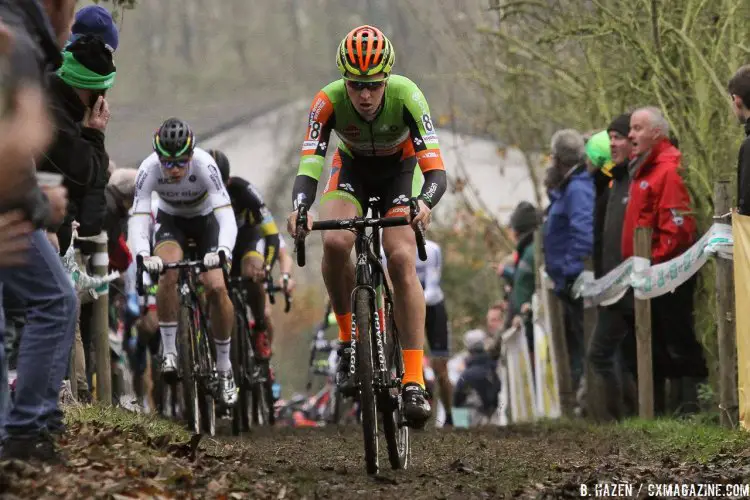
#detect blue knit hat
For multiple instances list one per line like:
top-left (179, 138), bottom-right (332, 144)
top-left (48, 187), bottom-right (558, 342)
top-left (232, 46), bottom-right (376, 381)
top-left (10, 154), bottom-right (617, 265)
top-left (69, 6), bottom-right (118, 52)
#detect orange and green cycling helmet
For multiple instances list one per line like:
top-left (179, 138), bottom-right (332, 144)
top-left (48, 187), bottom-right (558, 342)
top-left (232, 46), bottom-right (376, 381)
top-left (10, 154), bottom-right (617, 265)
top-left (336, 25), bottom-right (395, 80)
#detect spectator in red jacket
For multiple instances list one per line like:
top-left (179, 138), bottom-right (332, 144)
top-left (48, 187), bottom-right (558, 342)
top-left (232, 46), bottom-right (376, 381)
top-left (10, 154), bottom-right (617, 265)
top-left (622, 107), bottom-right (695, 263)
top-left (622, 106), bottom-right (707, 415)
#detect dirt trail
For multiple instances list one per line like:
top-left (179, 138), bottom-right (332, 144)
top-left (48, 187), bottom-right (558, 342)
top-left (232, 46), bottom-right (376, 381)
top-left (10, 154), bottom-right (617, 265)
top-left (1, 408), bottom-right (749, 499)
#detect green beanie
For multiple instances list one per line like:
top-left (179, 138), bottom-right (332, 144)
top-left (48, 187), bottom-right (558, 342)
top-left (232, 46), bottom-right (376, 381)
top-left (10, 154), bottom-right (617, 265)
top-left (57, 35), bottom-right (116, 90)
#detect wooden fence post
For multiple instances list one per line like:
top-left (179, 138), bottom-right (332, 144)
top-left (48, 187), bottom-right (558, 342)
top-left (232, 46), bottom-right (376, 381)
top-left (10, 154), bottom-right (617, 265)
top-left (634, 227), bottom-right (654, 419)
top-left (582, 258), bottom-right (603, 420)
top-left (535, 228), bottom-right (574, 416)
top-left (92, 233), bottom-right (112, 405)
top-left (714, 180), bottom-right (738, 427)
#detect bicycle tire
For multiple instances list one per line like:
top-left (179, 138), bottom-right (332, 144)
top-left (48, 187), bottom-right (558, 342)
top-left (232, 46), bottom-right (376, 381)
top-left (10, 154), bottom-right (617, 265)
top-left (197, 325), bottom-right (216, 437)
top-left (178, 306), bottom-right (201, 435)
top-left (355, 288), bottom-right (379, 475)
top-left (381, 302), bottom-right (409, 470)
top-left (251, 367), bottom-right (274, 426)
top-left (231, 311), bottom-right (252, 435)
top-left (198, 384), bottom-right (216, 436)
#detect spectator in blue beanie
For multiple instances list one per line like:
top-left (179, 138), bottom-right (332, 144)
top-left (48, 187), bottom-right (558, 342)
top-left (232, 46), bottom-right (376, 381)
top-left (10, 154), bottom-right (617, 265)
top-left (69, 5), bottom-right (118, 52)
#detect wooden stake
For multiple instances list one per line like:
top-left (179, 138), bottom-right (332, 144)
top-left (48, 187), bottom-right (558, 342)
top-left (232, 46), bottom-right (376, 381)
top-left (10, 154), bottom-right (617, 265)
top-left (714, 180), bottom-right (738, 427)
top-left (634, 227), bottom-right (654, 419)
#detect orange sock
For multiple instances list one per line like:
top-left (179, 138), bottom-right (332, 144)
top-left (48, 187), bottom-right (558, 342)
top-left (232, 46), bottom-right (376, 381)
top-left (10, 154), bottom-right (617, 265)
top-left (402, 349), bottom-right (425, 388)
top-left (336, 312), bottom-right (353, 343)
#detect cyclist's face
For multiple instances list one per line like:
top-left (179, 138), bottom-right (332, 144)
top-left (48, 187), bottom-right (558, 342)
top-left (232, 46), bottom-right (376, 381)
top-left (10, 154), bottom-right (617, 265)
top-left (346, 74), bottom-right (387, 120)
top-left (160, 155), bottom-right (191, 181)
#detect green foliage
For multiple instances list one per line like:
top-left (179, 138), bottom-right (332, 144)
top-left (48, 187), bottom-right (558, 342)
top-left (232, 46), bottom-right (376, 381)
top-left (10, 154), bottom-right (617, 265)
top-left (462, 0), bottom-right (750, 400)
top-left (430, 209), bottom-right (507, 348)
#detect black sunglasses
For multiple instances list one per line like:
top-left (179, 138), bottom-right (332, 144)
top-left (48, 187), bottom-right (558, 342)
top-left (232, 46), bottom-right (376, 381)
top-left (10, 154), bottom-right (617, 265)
top-left (346, 80), bottom-right (386, 91)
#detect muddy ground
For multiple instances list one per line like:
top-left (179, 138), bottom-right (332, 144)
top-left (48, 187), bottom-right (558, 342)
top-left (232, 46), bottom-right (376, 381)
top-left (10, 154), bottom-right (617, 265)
top-left (1, 406), bottom-right (749, 499)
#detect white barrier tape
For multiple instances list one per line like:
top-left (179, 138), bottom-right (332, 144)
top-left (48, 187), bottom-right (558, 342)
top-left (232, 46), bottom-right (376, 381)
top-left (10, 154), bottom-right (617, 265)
top-left (91, 252), bottom-right (109, 267)
top-left (571, 223), bottom-right (733, 305)
top-left (61, 232), bottom-right (120, 293)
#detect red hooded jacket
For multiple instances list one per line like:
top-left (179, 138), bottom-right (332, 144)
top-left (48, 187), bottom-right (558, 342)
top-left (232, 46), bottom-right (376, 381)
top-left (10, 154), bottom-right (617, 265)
top-left (621, 138), bottom-right (695, 263)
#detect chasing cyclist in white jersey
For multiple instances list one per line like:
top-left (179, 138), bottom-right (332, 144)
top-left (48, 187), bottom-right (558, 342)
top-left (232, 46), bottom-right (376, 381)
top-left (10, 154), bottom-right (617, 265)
top-left (128, 118), bottom-right (239, 407)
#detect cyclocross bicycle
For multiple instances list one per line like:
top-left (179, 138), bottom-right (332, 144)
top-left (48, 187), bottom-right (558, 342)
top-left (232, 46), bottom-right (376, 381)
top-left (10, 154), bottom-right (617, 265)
top-left (295, 196), bottom-right (428, 475)
top-left (136, 242), bottom-right (224, 436)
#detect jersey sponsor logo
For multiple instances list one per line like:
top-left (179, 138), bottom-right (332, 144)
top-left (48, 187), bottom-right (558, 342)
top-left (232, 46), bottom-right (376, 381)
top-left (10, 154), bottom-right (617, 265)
top-left (388, 206), bottom-right (410, 217)
top-left (424, 133), bottom-right (439, 144)
top-left (207, 165), bottom-right (223, 191)
top-left (319, 141), bottom-right (328, 151)
top-left (392, 194), bottom-right (409, 205)
top-left (157, 177), bottom-right (179, 185)
top-left (302, 140), bottom-right (319, 151)
top-left (421, 151), bottom-right (439, 159)
top-left (135, 169), bottom-right (148, 191)
top-left (413, 137), bottom-right (423, 146)
top-left (160, 189), bottom-right (205, 198)
top-left (422, 182), bottom-right (438, 203)
top-left (188, 175), bottom-right (197, 182)
top-left (411, 91), bottom-right (429, 115)
top-left (310, 97), bottom-right (326, 121)
top-left (338, 182), bottom-right (354, 193)
top-left (301, 156), bottom-right (321, 165)
top-left (343, 124), bottom-right (361, 138)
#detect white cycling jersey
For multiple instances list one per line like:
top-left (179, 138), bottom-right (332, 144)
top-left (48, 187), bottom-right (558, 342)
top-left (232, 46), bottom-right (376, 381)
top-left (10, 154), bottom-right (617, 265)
top-left (128, 148), bottom-right (237, 257)
top-left (416, 239), bottom-right (444, 306)
top-left (380, 238), bottom-right (444, 306)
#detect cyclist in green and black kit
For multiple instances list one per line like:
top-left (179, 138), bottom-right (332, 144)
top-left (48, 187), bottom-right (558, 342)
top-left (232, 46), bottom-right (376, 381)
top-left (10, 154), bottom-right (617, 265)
top-left (287, 25), bottom-right (448, 428)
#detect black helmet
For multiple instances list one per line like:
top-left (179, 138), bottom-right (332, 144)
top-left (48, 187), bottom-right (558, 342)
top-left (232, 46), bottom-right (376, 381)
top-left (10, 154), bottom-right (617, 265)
top-left (207, 149), bottom-right (230, 183)
top-left (153, 117), bottom-right (195, 158)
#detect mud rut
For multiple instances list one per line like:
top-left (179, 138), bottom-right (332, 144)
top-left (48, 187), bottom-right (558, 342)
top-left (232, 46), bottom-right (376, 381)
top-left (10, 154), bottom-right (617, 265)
top-left (1, 416), bottom-right (749, 499)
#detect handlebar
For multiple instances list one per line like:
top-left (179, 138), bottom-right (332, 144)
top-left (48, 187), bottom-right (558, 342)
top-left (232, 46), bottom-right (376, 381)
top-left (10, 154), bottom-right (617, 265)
top-left (135, 251), bottom-right (230, 297)
top-left (294, 197), bottom-right (428, 268)
top-left (295, 205), bottom-right (308, 267)
top-left (410, 198), bottom-right (428, 262)
top-left (263, 265), bottom-right (292, 313)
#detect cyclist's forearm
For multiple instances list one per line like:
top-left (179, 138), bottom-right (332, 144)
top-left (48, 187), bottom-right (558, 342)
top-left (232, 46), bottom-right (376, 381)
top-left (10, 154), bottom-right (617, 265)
top-left (213, 206), bottom-right (238, 253)
top-left (419, 169), bottom-right (447, 208)
top-left (292, 174), bottom-right (318, 209)
top-left (128, 213), bottom-right (152, 257)
top-left (124, 259), bottom-right (137, 295)
top-left (263, 233), bottom-right (280, 268)
top-left (279, 246), bottom-right (293, 274)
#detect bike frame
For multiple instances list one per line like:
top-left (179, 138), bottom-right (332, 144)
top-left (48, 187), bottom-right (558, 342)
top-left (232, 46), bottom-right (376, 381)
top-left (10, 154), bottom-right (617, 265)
top-left (349, 212), bottom-right (401, 394)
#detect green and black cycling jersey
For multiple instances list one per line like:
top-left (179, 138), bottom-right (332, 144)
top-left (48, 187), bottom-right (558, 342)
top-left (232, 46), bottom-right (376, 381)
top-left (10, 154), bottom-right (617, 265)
top-left (292, 75), bottom-right (447, 211)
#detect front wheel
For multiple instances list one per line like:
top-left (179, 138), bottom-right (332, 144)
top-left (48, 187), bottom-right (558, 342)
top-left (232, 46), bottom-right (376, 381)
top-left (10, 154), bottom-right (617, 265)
top-left (178, 307), bottom-right (201, 435)
top-left (354, 288), bottom-right (379, 475)
top-left (231, 312), bottom-right (252, 435)
top-left (252, 365), bottom-right (275, 426)
top-left (381, 302), bottom-right (409, 469)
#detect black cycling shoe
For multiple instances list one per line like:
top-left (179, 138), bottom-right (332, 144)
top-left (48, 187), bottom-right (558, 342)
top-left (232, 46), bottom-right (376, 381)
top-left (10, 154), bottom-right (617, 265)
top-left (402, 382), bottom-right (432, 429)
top-left (336, 343), bottom-right (356, 397)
